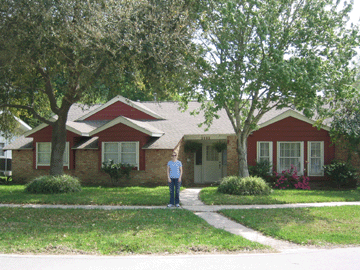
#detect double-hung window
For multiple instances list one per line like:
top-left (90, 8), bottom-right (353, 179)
top-left (257, 142), bottom-right (273, 172)
top-left (277, 142), bottom-right (304, 173)
top-left (257, 142), bottom-right (273, 164)
top-left (308, 141), bottom-right (324, 176)
top-left (102, 142), bottom-right (139, 169)
top-left (36, 142), bottom-right (69, 168)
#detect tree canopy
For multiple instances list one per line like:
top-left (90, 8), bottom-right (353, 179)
top-left (184, 0), bottom-right (360, 177)
top-left (0, 0), bottom-right (200, 175)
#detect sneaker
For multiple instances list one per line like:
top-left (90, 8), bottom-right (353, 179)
top-left (167, 204), bottom-right (174, 207)
top-left (175, 204), bottom-right (180, 208)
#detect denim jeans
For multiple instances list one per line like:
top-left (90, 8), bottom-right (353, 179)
top-left (168, 178), bottom-right (181, 205)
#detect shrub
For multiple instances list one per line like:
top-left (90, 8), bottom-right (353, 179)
top-left (218, 176), bottom-right (272, 196)
top-left (274, 165), bottom-right (310, 190)
top-left (25, 175), bottom-right (82, 194)
top-left (324, 161), bottom-right (357, 188)
top-left (249, 160), bottom-right (275, 185)
top-left (0, 176), bottom-right (12, 185)
top-left (101, 160), bottom-right (133, 183)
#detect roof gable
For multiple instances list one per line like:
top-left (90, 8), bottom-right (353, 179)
top-left (76, 96), bottom-right (165, 121)
top-left (258, 109), bottom-right (330, 131)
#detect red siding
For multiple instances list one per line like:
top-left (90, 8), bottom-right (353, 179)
top-left (29, 125), bottom-right (80, 170)
top-left (85, 101), bottom-right (157, 121)
top-left (96, 123), bottom-right (151, 171)
top-left (247, 117), bottom-right (335, 176)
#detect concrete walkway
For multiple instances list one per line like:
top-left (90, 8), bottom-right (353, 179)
top-left (179, 188), bottom-right (360, 252)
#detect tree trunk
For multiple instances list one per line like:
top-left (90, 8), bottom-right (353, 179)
top-left (237, 132), bottom-right (249, 178)
top-left (49, 113), bottom-right (68, 176)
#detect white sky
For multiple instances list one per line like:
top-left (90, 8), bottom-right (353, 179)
top-left (348, 0), bottom-right (360, 25)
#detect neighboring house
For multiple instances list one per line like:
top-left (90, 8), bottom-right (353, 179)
top-left (4, 96), bottom-right (356, 186)
top-left (0, 115), bottom-right (32, 175)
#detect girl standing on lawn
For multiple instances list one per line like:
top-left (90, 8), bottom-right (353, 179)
top-left (167, 151), bottom-right (183, 207)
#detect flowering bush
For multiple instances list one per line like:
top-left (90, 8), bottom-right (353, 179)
top-left (274, 165), bottom-right (310, 190)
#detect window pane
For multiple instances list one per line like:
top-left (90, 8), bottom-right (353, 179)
top-left (260, 143), bottom-right (269, 157)
top-left (104, 153), bottom-right (119, 163)
top-left (122, 153), bottom-right (136, 164)
top-left (122, 142), bottom-right (136, 153)
top-left (279, 142), bottom-right (301, 172)
top-left (38, 153), bottom-right (51, 164)
top-left (206, 145), bottom-right (218, 161)
top-left (38, 143), bottom-right (51, 153)
top-left (104, 143), bottom-right (118, 152)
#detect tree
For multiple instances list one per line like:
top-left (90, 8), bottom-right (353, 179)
top-left (0, 0), bottom-right (200, 175)
top-left (329, 66), bottom-right (360, 160)
top-left (184, 0), bottom-right (359, 177)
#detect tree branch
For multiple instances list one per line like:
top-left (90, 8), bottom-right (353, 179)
top-left (0, 103), bottom-right (55, 126)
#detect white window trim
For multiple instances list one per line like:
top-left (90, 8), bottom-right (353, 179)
top-left (102, 141), bottom-right (140, 170)
top-left (36, 142), bottom-right (69, 169)
top-left (257, 141), bottom-right (273, 165)
top-left (277, 141), bottom-right (304, 174)
top-left (307, 141), bottom-right (324, 176)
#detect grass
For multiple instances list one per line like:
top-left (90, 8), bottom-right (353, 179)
top-left (220, 206), bottom-right (360, 246)
top-left (0, 208), bottom-right (268, 255)
top-left (200, 187), bottom-right (360, 205)
top-left (0, 185), bottom-right (176, 206)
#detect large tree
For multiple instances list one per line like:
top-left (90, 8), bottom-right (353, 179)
top-left (183, 0), bottom-right (360, 177)
top-left (0, 0), bottom-right (199, 175)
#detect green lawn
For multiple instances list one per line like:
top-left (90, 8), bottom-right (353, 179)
top-left (200, 187), bottom-right (360, 205)
top-left (0, 185), bottom-right (174, 206)
top-left (0, 208), bottom-right (268, 255)
top-left (220, 206), bottom-right (360, 246)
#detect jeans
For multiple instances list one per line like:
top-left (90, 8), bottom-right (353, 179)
top-left (168, 178), bottom-right (181, 205)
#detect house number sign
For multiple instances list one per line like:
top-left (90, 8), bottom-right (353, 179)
top-left (201, 136), bottom-right (211, 140)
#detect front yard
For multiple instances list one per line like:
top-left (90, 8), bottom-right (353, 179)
top-left (200, 187), bottom-right (360, 205)
top-left (1, 185), bottom-right (360, 255)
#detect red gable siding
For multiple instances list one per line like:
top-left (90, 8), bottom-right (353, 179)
top-left (247, 116), bottom-right (335, 173)
top-left (85, 101), bottom-right (157, 121)
top-left (96, 123), bottom-right (151, 171)
top-left (29, 125), bottom-right (80, 170)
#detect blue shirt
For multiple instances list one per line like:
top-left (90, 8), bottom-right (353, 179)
top-left (167, 160), bottom-right (182, 178)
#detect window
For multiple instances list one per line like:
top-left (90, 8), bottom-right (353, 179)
top-left (36, 142), bottom-right (69, 168)
top-left (308, 141), bottom-right (324, 176)
top-left (206, 145), bottom-right (218, 161)
top-left (257, 142), bottom-right (273, 164)
top-left (102, 142), bottom-right (139, 169)
top-left (0, 143), bottom-right (4, 157)
top-left (277, 142), bottom-right (304, 173)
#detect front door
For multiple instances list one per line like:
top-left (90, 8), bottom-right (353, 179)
top-left (203, 142), bottom-right (222, 183)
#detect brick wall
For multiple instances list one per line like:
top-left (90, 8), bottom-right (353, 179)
top-left (335, 140), bottom-right (360, 176)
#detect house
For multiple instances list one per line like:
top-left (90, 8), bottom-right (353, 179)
top-left (0, 114), bottom-right (32, 176)
top-left (5, 96), bottom-right (357, 186)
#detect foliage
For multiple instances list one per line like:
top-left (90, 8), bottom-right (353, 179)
top-left (218, 176), bottom-right (272, 196)
top-left (249, 160), bottom-right (274, 185)
top-left (212, 141), bottom-right (227, 152)
top-left (25, 175), bottom-right (82, 194)
top-left (324, 160), bottom-right (357, 188)
top-left (274, 165), bottom-right (310, 190)
top-left (101, 160), bottom-right (134, 183)
top-left (0, 176), bottom-right (12, 185)
top-left (328, 96), bottom-right (360, 160)
top-left (0, 0), bottom-right (200, 176)
top-left (184, 141), bottom-right (202, 153)
top-left (181, 0), bottom-right (360, 178)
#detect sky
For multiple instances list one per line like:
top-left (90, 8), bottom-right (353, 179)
top-left (348, 0), bottom-right (360, 25)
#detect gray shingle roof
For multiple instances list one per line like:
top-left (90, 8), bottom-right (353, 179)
top-left (6, 97), bottom-right (329, 150)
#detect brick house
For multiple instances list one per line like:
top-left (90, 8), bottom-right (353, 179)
top-left (5, 96), bottom-right (358, 186)
top-left (0, 114), bottom-right (32, 175)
